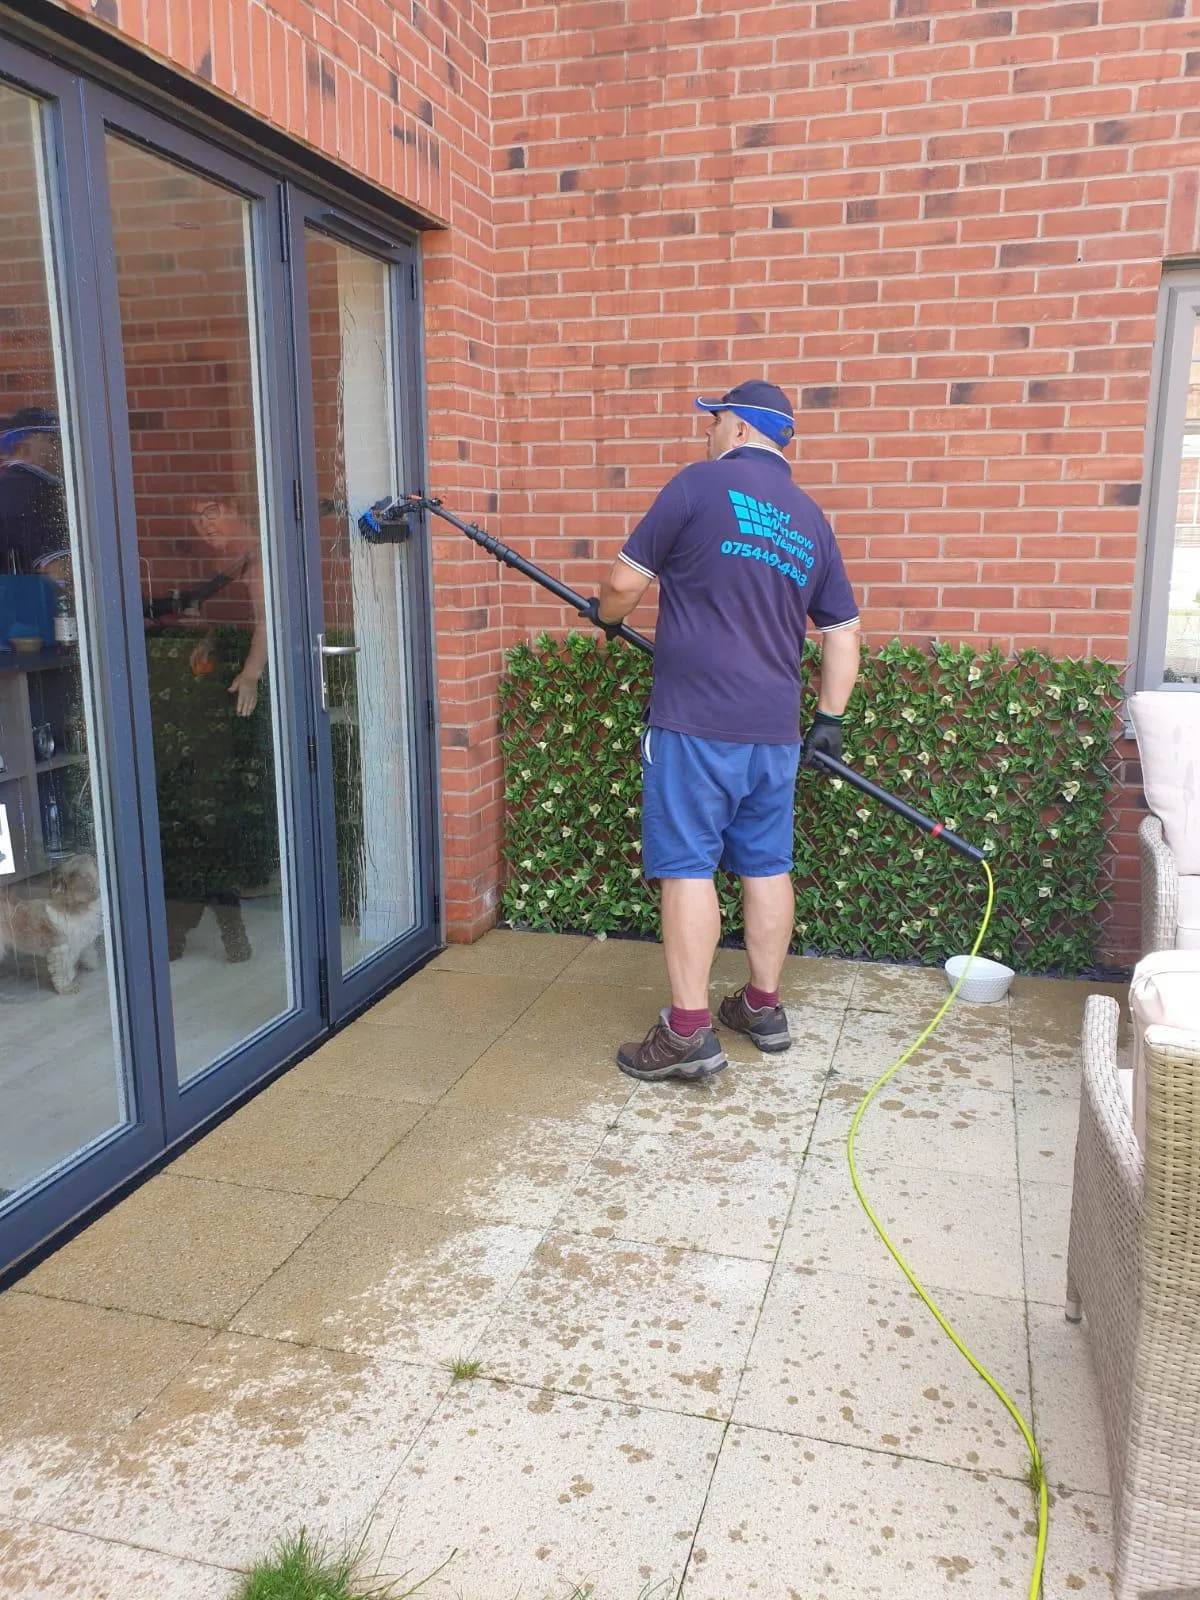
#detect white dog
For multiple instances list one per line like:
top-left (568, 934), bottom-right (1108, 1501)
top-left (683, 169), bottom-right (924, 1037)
top-left (0, 854), bottom-right (104, 994)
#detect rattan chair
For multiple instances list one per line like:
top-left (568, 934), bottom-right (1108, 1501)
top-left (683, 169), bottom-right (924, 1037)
top-left (1067, 994), bottom-right (1200, 1598)
top-left (1139, 813), bottom-right (1180, 958)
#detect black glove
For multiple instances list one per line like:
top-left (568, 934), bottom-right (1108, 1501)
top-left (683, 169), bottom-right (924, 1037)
top-left (800, 711), bottom-right (844, 770)
top-left (580, 596), bottom-right (623, 641)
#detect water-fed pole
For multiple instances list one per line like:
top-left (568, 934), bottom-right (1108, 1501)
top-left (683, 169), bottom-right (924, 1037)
top-left (363, 493), bottom-right (985, 865)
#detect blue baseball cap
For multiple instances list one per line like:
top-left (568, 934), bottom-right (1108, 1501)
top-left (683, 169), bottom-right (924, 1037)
top-left (695, 380), bottom-right (795, 447)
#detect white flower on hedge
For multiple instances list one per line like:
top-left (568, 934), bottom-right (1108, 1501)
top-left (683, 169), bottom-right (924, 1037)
top-left (900, 707), bottom-right (917, 723)
top-left (943, 729), bottom-right (957, 743)
top-left (630, 867), bottom-right (639, 877)
top-left (987, 784), bottom-right (998, 797)
top-left (830, 778), bottom-right (843, 790)
top-left (901, 768), bottom-right (913, 781)
top-left (561, 827), bottom-right (571, 839)
top-left (1079, 734), bottom-right (1094, 748)
top-left (994, 731), bottom-right (1007, 744)
top-left (912, 846), bottom-right (924, 860)
top-left (946, 817), bottom-right (958, 829)
top-left (537, 740), bottom-right (547, 751)
top-left (856, 806), bottom-right (869, 821)
top-left (1008, 701), bottom-right (1021, 716)
top-left (1042, 856), bottom-right (1054, 868)
top-left (522, 859), bottom-right (533, 870)
top-left (1048, 826), bottom-right (1060, 839)
top-left (847, 827), bottom-right (860, 840)
top-left (1077, 697), bottom-right (1088, 712)
top-left (918, 750), bottom-right (931, 764)
top-left (589, 803), bottom-right (600, 816)
top-left (563, 723), bottom-right (574, 734)
top-left (552, 782), bottom-right (564, 794)
top-left (1021, 916), bottom-right (1031, 927)
top-left (513, 899), bottom-right (525, 911)
top-left (864, 753), bottom-right (878, 766)
top-left (1039, 885), bottom-right (1052, 898)
top-left (521, 769), bottom-right (532, 781)
top-left (839, 844), bottom-right (851, 856)
top-left (563, 692), bottom-right (574, 704)
top-left (910, 918), bottom-right (924, 932)
top-left (546, 884), bottom-right (557, 895)
top-left (863, 708), bottom-right (877, 724)
top-left (596, 843), bottom-right (606, 854)
top-left (1062, 780), bottom-right (1081, 801)
top-left (836, 880), bottom-right (847, 891)
top-left (985, 810), bottom-right (999, 823)
top-left (998, 758), bottom-right (1010, 772)
top-left (601, 716), bottom-right (614, 728)
top-left (626, 807), bottom-right (636, 817)
top-left (610, 782), bottom-right (621, 793)
top-left (968, 664), bottom-right (982, 681)
top-left (984, 838), bottom-right (997, 852)
top-left (619, 681), bottom-right (630, 692)
top-left (1046, 684), bottom-right (1062, 700)
top-left (541, 800), bottom-right (553, 811)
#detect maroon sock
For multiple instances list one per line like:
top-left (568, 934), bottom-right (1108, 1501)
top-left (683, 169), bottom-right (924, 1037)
top-left (668, 1005), bottom-right (711, 1038)
top-left (746, 984), bottom-right (780, 1012)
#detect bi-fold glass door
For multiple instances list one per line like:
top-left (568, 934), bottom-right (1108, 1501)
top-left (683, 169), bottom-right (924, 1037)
top-left (0, 35), bottom-right (438, 1278)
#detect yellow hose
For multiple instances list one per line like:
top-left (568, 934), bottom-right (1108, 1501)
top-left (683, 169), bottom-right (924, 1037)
top-left (845, 861), bottom-right (1048, 1598)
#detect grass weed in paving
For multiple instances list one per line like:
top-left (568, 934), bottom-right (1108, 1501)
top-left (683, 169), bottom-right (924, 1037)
top-left (235, 1530), bottom-right (442, 1600)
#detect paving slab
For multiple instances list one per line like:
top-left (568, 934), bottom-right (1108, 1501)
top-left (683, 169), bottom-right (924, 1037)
top-left (1016, 1076), bottom-right (1086, 1187)
top-left (350, 1108), bottom-right (604, 1228)
top-left (0, 1293), bottom-right (212, 1520)
top-left (284, 1020), bottom-right (491, 1104)
top-left (779, 1154), bottom-right (1025, 1302)
top-left (808, 1075), bottom-right (1019, 1185)
top-left (1028, 1300), bottom-right (1112, 1497)
top-left (683, 1428), bottom-right (1111, 1597)
top-left (733, 1268), bottom-right (1032, 1477)
top-left (428, 930), bottom-right (589, 980)
top-left (170, 1082), bottom-right (425, 1198)
top-left (552, 1126), bottom-right (798, 1261)
top-left (829, 1004), bottom-right (1014, 1095)
top-left (21, 1174), bottom-right (334, 1327)
top-left (363, 969), bottom-right (548, 1036)
top-left (363, 1379), bottom-right (721, 1600)
top-left (478, 1232), bottom-right (771, 1419)
top-left (232, 1200), bottom-right (540, 1366)
top-left (1021, 1179), bottom-right (1074, 1309)
top-left (0, 1518), bottom-right (234, 1600)
top-left (47, 1332), bottom-right (448, 1571)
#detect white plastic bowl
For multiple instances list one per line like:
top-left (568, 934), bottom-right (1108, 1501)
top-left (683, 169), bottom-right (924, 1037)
top-left (944, 954), bottom-right (1015, 1004)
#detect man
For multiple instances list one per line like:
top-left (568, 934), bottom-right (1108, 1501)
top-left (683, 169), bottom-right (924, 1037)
top-left (592, 379), bottom-right (861, 1082)
top-left (0, 407), bottom-right (69, 576)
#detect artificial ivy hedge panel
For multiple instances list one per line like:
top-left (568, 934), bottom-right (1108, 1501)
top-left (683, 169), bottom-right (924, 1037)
top-left (499, 635), bottom-right (1124, 975)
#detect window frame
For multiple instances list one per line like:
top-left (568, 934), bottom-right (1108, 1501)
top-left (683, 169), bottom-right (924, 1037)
top-left (1132, 268), bottom-right (1200, 694)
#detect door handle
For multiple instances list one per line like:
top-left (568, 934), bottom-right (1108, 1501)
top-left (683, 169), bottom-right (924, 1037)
top-left (316, 632), bottom-right (361, 711)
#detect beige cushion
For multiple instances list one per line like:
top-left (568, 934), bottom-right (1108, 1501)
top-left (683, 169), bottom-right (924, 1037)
top-left (1129, 949), bottom-right (1200, 1148)
top-left (1128, 691), bottom-right (1200, 875)
top-left (1179, 876), bottom-right (1200, 951)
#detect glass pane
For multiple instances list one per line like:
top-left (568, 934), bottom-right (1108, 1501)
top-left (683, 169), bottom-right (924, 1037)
top-left (1165, 314), bottom-right (1200, 685)
top-left (306, 231), bottom-right (419, 974)
top-left (0, 85), bottom-right (131, 1202)
top-left (106, 135), bottom-right (291, 1083)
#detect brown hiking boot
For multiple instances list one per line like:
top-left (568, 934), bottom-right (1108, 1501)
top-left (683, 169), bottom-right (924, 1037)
top-left (617, 1010), bottom-right (727, 1082)
top-left (718, 987), bottom-right (791, 1052)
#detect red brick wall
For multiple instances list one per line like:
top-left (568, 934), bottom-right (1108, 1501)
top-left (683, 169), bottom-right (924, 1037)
top-left (55, 0), bottom-right (503, 942)
top-left (0, 89), bottom-right (58, 421)
top-left (49, 0), bottom-right (1200, 963)
top-left (486, 0), bottom-right (1200, 965)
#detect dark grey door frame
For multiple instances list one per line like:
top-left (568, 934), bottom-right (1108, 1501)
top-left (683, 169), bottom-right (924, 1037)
top-left (284, 195), bottom-right (441, 1025)
top-left (0, 43), bottom-right (167, 1273)
top-left (0, 27), bottom-right (440, 1279)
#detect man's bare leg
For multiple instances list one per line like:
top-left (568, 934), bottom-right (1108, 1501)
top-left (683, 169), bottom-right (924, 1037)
top-left (660, 876), bottom-right (721, 1010)
top-left (741, 873), bottom-right (795, 995)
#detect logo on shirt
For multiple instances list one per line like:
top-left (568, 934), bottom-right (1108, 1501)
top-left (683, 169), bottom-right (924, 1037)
top-left (723, 490), bottom-right (815, 590)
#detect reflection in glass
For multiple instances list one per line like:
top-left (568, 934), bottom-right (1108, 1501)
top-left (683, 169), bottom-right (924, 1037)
top-left (106, 135), bottom-right (291, 1083)
top-left (0, 84), bottom-right (130, 1202)
top-left (306, 231), bottom-right (418, 975)
top-left (1165, 317), bottom-right (1200, 685)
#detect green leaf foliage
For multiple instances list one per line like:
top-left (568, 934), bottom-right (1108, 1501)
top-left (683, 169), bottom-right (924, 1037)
top-left (498, 635), bottom-right (1124, 976)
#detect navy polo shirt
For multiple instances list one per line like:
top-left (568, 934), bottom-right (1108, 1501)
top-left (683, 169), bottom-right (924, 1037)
top-left (619, 446), bottom-right (859, 745)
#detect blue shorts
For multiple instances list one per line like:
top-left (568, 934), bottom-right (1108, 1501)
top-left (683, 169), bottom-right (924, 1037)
top-left (640, 727), bottom-right (801, 880)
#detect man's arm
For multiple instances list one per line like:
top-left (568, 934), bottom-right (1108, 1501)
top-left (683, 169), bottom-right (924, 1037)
top-left (815, 619), bottom-right (861, 715)
top-left (597, 555), bottom-right (653, 626)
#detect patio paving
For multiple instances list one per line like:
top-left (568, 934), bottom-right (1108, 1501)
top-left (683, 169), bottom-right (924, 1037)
top-left (0, 931), bottom-right (1129, 1598)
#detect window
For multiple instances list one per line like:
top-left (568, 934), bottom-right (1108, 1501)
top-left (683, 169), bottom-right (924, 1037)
top-left (1137, 272), bottom-right (1200, 689)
